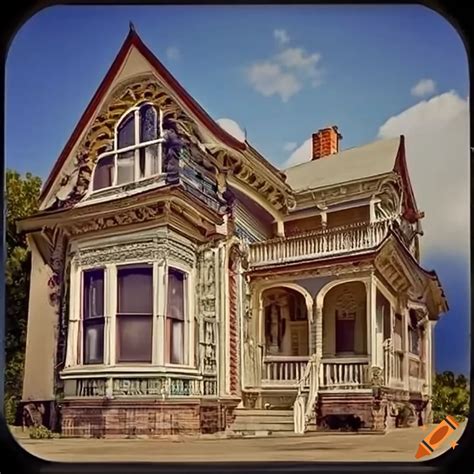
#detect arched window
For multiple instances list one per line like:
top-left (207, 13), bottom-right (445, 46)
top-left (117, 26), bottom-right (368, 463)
top-left (92, 103), bottom-right (165, 191)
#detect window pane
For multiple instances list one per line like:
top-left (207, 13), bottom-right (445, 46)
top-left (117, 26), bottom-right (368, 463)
top-left (166, 318), bottom-right (184, 365)
top-left (139, 143), bottom-right (160, 178)
top-left (116, 151), bottom-right (135, 185)
top-left (93, 156), bottom-right (114, 190)
top-left (117, 111), bottom-right (136, 148)
top-left (84, 319), bottom-right (104, 364)
top-left (83, 269), bottom-right (104, 319)
top-left (117, 315), bottom-right (152, 362)
top-left (167, 268), bottom-right (185, 320)
top-left (140, 104), bottom-right (158, 142)
top-left (117, 266), bottom-right (153, 314)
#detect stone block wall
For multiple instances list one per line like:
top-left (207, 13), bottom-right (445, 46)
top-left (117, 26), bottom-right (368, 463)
top-left (60, 398), bottom-right (238, 438)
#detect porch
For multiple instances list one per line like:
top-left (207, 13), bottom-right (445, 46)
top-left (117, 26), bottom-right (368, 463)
top-left (244, 278), bottom-right (432, 400)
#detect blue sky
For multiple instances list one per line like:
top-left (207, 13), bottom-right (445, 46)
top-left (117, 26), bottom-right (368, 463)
top-left (6, 5), bottom-right (470, 374)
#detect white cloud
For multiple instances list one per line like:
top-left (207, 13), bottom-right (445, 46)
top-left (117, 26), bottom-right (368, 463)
top-left (284, 138), bottom-right (312, 167)
top-left (274, 29), bottom-right (290, 45)
top-left (378, 90), bottom-right (469, 260)
top-left (166, 46), bottom-right (180, 61)
top-left (246, 62), bottom-right (301, 102)
top-left (246, 45), bottom-right (323, 101)
top-left (216, 118), bottom-right (246, 142)
top-left (283, 142), bottom-right (298, 152)
top-left (411, 78), bottom-right (436, 98)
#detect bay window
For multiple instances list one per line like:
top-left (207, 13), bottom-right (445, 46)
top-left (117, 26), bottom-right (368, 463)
top-left (78, 262), bottom-right (192, 367)
top-left (92, 103), bottom-right (165, 191)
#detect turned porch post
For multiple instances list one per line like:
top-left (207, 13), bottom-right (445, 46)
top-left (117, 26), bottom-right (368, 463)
top-left (366, 275), bottom-right (377, 366)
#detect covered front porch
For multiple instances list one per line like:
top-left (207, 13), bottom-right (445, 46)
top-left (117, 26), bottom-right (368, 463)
top-left (243, 277), bottom-right (432, 398)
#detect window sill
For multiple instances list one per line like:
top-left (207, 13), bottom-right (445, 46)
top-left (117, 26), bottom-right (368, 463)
top-left (60, 364), bottom-right (199, 379)
top-left (77, 174), bottom-right (168, 208)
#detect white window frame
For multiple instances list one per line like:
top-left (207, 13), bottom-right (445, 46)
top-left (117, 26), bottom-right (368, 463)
top-left (69, 258), bottom-right (195, 370)
top-left (90, 103), bottom-right (165, 193)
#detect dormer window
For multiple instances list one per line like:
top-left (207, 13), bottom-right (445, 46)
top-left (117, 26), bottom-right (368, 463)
top-left (92, 103), bottom-right (165, 191)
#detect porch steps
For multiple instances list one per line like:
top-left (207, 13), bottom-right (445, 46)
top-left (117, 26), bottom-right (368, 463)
top-left (228, 408), bottom-right (317, 436)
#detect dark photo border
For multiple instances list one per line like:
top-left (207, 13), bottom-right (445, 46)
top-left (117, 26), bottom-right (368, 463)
top-left (1, 0), bottom-right (472, 473)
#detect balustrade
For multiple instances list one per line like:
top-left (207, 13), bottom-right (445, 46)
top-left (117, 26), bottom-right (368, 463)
top-left (249, 219), bottom-right (391, 267)
top-left (319, 357), bottom-right (369, 390)
top-left (262, 356), bottom-right (309, 384)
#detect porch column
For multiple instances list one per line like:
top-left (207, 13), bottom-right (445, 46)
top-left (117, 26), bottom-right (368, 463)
top-left (426, 320), bottom-right (435, 397)
top-left (256, 291), bottom-right (265, 385)
top-left (314, 305), bottom-right (323, 359)
top-left (402, 307), bottom-right (410, 390)
top-left (366, 275), bottom-right (377, 366)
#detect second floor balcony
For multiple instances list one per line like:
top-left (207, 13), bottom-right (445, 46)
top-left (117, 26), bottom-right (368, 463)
top-left (248, 219), bottom-right (391, 268)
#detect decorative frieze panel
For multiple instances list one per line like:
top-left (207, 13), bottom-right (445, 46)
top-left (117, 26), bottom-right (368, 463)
top-left (71, 376), bottom-right (205, 398)
top-left (196, 246), bottom-right (218, 384)
top-left (76, 378), bottom-right (107, 397)
top-left (73, 237), bottom-right (196, 268)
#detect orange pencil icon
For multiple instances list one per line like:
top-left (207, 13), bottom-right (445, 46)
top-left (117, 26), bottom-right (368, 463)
top-left (415, 415), bottom-right (459, 459)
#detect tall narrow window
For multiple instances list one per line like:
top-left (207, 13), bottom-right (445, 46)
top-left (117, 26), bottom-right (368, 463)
top-left (116, 265), bottom-right (153, 363)
top-left (166, 268), bottom-right (186, 365)
top-left (83, 269), bottom-right (105, 364)
top-left (335, 310), bottom-right (355, 354)
top-left (408, 311), bottom-right (420, 355)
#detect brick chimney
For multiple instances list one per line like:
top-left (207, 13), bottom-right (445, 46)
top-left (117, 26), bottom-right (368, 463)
top-left (312, 126), bottom-right (342, 160)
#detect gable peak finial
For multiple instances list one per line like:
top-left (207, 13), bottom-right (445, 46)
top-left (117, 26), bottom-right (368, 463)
top-left (129, 21), bottom-right (136, 33)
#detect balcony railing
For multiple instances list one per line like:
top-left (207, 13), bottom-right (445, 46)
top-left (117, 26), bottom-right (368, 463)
top-left (249, 219), bottom-right (391, 267)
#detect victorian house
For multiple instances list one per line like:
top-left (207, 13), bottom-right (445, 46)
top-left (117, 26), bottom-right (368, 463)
top-left (18, 28), bottom-right (447, 437)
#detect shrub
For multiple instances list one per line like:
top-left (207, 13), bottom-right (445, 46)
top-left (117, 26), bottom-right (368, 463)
top-left (29, 425), bottom-right (54, 439)
top-left (432, 371), bottom-right (469, 423)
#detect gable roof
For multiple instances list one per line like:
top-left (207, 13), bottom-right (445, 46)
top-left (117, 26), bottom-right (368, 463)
top-left (40, 27), bottom-right (276, 205)
top-left (284, 136), bottom-right (401, 192)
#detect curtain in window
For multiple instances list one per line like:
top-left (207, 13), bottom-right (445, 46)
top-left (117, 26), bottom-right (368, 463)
top-left (335, 310), bottom-right (355, 354)
top-left (93, 156), bottom-right (114, 190)
top-left (83, 269), bottom-right (105, 364)
top-left (117, 112), bottom-right (136, 149)
top-left (116, 266), bottom-right (153, 362)
top-left (166, 268), bottom-right (185, 364)
top-left (116, 151), bottom-right (135, 185)
top-left (140, 105), bottom-right (158, 142)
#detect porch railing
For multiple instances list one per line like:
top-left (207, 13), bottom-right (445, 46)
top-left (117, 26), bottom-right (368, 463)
top-left (249, 219), bottom-right (391, 267)
top-left (293, 354), bottom-right (320, 434)
top-left (262, 356), bottom-right (309, 384)
top-left (319, 357), bottom-right (369, 390)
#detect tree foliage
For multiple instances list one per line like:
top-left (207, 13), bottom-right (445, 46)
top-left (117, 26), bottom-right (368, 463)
top-left (4, 170), bottom-right (42, 424)
top-left (432, 371), bottom-right (470, 423)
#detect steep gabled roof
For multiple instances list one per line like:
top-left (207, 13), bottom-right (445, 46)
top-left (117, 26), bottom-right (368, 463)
top-left (284, 136), bottom-right (401, 191)
top-left (283, 134), bottom-right (422, 222)
top-left (39, 27), bottom-right (264, 205)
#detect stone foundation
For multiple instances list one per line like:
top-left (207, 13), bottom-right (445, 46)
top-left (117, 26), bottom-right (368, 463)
top-left (61, 398), bottom-right (239, 438)
top-left (317, 393), bottom-right (376, 431)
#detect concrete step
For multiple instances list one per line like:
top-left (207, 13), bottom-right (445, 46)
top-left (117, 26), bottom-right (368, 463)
top-left (231, 416), bottom-right (294, 424)
top-left (233, 409), bottom-right (293, 416)
top-left (231, 422), bottom-right (295, 432)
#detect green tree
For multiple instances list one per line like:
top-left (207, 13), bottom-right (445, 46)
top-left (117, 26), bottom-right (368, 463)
top-left (4, 170), bottom-right (42, 424)
top-left (432, 371), bottom-right (470, 423)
